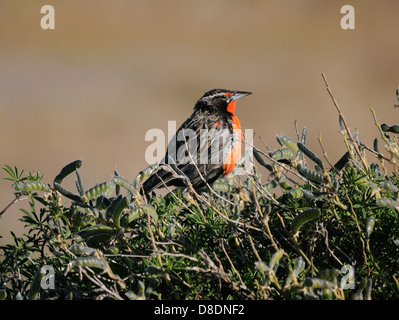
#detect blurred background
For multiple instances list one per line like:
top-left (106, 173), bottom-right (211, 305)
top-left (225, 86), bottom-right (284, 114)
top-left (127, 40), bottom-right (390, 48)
top-left (1, 0), bottom-right (399, 246)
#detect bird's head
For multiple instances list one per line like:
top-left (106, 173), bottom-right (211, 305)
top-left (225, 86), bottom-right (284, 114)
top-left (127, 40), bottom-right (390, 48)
top-left (194, 88), bottom-right (252, 114)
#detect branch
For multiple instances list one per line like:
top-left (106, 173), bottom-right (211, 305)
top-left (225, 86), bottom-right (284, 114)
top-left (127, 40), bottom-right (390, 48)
top-left (321, 73), bottom-right (369, 172)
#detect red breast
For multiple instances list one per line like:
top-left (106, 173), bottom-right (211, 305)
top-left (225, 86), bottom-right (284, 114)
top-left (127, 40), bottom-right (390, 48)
top-left (222, 100), bottom-right (243, 175)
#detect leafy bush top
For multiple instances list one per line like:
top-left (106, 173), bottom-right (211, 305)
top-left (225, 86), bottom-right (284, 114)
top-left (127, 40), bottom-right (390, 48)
top-left (1, 77), bottom-right (399, 300)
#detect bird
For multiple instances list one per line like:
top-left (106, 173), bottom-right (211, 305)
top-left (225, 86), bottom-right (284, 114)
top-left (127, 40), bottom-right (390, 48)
top-left (142, 88), bottom-right (252, 194)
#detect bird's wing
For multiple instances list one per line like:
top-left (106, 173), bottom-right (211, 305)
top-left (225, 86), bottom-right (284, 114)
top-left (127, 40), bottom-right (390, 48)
top-left (165, 111), bottom-right (235, 186)
top-left (142, 110), bottom-right (235, 193)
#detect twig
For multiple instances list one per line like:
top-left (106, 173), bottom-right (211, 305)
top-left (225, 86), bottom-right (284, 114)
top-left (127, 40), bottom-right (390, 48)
top-left (321, 73), bottom-right (369, 172)
top-left (145, 209), bottom-right (180, 299)
top-left (276, 212), bottom-right (318, 274)
top-left (262, 215), bottom-right (280, 252)
top-left (317, 131), bottom-right (334, 169)
top-left (371, 108), bottom-right (399, 160)
top-left (294, 120), bottom-right (300, 141)
top-left (220, 240), bottom-right (246, 286)
top-left (152, 251), bottom-right (199, 262)
top-left (81, 268), bottom-right (124, 300)
top-left (180, 128), bottom-right (235, 206)
top-left (345, 195), bottom-right (369, 271)
top-left (252, 141), bottom-right (309, 184)
top-left (360, 142), bottom-right (391, 162)
top-left (156, 170), bottom-right (202, 219)
top-left (193, 190), bottom-right (263, 232)
top-left (247, 235), bottom-right (262, 262)
top-left (0, 195), bottom-right (25, 216)
top-left (103, 253), bottom-right (150, 259)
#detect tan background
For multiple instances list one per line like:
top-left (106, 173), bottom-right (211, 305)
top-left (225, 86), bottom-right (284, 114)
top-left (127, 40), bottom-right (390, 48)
top-left (1, 1), bottom-right (399, 246)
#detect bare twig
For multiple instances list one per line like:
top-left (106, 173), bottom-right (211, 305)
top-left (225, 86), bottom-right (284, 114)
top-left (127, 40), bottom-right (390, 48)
top-left (252, 141), bottom-right (309, 184)
top-left (371, 108), bottom-right (399, 161)
top-left (317, 131), bottom-right (334, 169)
top-left (321, 73), bottom-right (369, 172)
top-left (81, 268), bottom-right (124, 300)
top-left (220, 240), bottom-right (246, 287)
top-left (0, 195), bottom-right (26, 216)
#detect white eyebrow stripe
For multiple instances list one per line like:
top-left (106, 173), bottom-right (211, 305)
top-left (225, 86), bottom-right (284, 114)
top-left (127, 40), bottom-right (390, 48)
top-left (202, 92), bottom-right (229, 101)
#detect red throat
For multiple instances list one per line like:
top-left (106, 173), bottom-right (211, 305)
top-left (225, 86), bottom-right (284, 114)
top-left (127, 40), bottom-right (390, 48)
top-left (227, 100), bottom-right (237, 114)
top-left (222, 113), bottom-right (243, 175)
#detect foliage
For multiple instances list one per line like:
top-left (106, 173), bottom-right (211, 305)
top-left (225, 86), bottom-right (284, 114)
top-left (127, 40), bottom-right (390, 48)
top-left (1, 80), bottom-right (399, 300)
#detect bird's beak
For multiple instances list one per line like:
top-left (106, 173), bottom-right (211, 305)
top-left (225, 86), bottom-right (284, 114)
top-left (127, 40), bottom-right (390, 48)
top-left (231, 91), bottom-right (252, 101)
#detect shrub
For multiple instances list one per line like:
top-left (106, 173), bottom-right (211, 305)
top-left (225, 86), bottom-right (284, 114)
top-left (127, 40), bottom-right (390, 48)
top-left (1, 76), bottom-right (399, 300)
